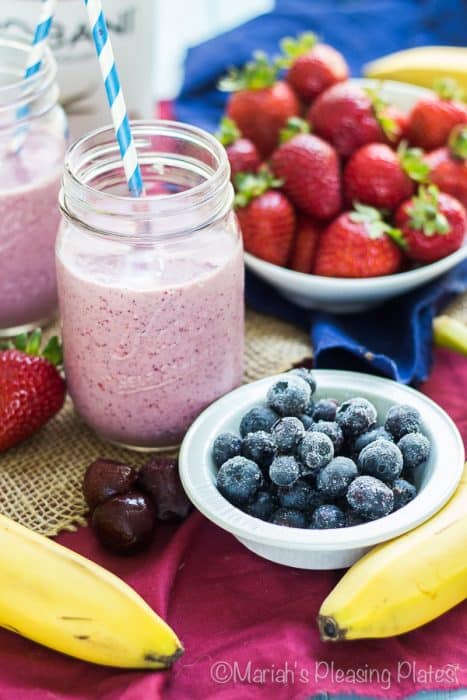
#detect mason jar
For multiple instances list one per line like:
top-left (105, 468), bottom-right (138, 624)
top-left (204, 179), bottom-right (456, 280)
top-left (57, 120), bottom-right (245, 450)
top-left (0, 37), bottom-right (67, 336)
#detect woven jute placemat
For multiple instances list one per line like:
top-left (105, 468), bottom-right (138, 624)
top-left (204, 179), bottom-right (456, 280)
top-left (0, 309), bottom-right (311, 537)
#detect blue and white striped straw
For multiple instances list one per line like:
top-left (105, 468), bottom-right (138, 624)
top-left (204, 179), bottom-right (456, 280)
top-left (12, 0), bottom-right (56, 152)
top-left (83, 0), bottom-right (144, 197)
top-left (25, 0), bottom-right (56, 79)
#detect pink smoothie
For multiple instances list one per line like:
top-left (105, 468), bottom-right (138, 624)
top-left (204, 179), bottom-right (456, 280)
top-left (56, 223), bottom-right (244, 448)
top-left (0, 129), bottom-right (63, 332)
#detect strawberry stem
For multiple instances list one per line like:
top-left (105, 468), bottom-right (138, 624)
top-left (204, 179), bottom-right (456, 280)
top-left (448, 124), bottom-right (467, 160)
top-left (215, 117), bottom-right (241, 146)
top-left (219, 52), bottom-right (278, 92)
top-left (277, 32), bottom-right (318, 68)
top-left (433, 77), bottom-right (464, 102)
top-left (407, 185), bottom-right (451, 236)
top-left (279, 116), bottom-right (310, 143)
top-left (234, 167), bottom-right (283, 207)
top-left (398, 141), bottom-right (431, 183)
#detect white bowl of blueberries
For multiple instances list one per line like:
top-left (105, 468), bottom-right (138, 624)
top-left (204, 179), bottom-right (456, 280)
top-left (179, 368), bottom-right (464, 569)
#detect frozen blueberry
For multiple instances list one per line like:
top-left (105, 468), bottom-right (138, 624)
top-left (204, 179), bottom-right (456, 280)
top-left (269, 455), bottom-right (301, 486)
top-left (310, 421), bottom-right (344, 452)
top-left (316, 457), bottom-right (358, 499)
top-left (310, 504), bottom-right (345, 529)
top-left (358, 439), bottom-right (403, 482)
top-left (312, 398), bottom-right (339, 422)
top-left (344, 510), bottom-right (366, 527)
top-left (300, 414), bottom-right (314, 430)
top-left (289, 367), bottom-right (317, 394)
top-left (217, 456), bottom-right (263, 506)
top-left (353, 426), bottom-right (394, 457)
top-left (266, 376), bottom-right (311, 417)
top-left (272, 417), bottom-right (305, 453)
top-left (239, 406), bottom-right (279, 437)
top-left (385, 404), bottom-right (421, 440)
top-left (346, 476), bottom-right (394, 520)
top-left (241, 431), bottom-right (276, 469)
top-left (270, 507), bottom-right (307, 528)
top-left (392, 479), bottom-right (417, 510)
top-left (336, 397), bottom-right (377, 437)
top-left (245, 490), bottom-right (278, 521)
top-left (397, 432), bottom-right (431, 472)
top-left (212, 433), bottom-right (242, 468)
top-left (278, 479), bottom-right (321, 512)
top-left (298, 431), bottom-right (334, 475)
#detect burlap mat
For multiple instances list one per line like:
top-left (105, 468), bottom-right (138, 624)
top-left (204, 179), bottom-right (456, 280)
top-left (0, 309), bottom-right (311, 537)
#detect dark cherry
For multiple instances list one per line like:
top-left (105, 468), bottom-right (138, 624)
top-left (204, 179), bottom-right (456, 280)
top-left (91, 492), bottom-right (156, 555)
top-left (137, 458), bottom-right (192, 521)
top-left (83, 459), bottom-right (138, 511)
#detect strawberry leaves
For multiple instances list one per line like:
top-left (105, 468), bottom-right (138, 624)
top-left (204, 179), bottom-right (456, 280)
top-left (219, 52), bottom-right (278, 92)
top-left (407, 185), bottom-right (451, 236)
top-left (349, 203), bottom-right (403, 242)
top-left (398, 141), bottom-right (431, 183)
top-left (216, 117), bottom-right (241, 146)
top-left (365, 87), bottom-right (398, 141)
top-left (433, 77), bottom-right (465, 102)
top-left (448, 124), bottom-right (467, 160)
top-left (277, 32), bottom-right (318, 68)
top-left (279, 117), bottom-right (310, 143)
top-left (234, 168), bottom-right (283, 208)
top-left (1, 329), bottom-right (63, 366)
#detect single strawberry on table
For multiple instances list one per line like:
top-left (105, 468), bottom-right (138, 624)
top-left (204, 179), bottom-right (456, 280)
top-left (215, 116), bottom-right (261, 179)
top-left (279, 32), bottom-right (348, 104)
top-left (289, 215), bottom-right (323, 273)
top-left (406, 78), bottom-right (467, 151)
top-left (219, 52), bottom-right (300, 158)
top-left (425, 124), bottom-right (467, 208)
top-left (270, 117), bottom-right (342, 220)
top-left (0, 330), bottom-right (66, 451)
top-left (234, 169), bottom-right (296, 266)
top-left (395, 185), bottom-right (466, 263)
top-left (308, 82), bottom-right (402, 157)
top-left (344, 142), bottom-right (429, 211)
top-left (313, 203), bottom-right (404, 278)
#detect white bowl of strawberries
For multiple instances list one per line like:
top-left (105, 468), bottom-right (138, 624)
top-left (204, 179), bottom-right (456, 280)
top-left (220, 38), bottom-right (467, 313)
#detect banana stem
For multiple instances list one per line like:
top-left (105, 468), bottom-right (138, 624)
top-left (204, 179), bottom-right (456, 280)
top-left (433, 315), bottom-right (467, 356)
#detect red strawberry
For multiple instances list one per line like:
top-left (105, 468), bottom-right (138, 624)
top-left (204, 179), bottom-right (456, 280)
top-left (216, 116), bottom-right (260, 179)
top-left (220, 53), bottom-right (300, 158)
top-left (270, 118), bottom-right (342, 220)
top-left (289, 216), bottom-right (323, 273)
top-left (425, 124), bottom-right (467, 208)
top-left (344, 142), bottom-right (429, 211)
top-left (395, 185), bottom-right (466, 263)
top-left (234, 170), bottom-right (296, 265)
top-left (0, 330), bottom-right (66, 451)
top-left (406, 78), bottom-right (467, 151)
top-left (314, 204), bottom-right (404, 278)
top-left (308, 83), bottom-right (387, 157)
top-left (280, 33), bottom-right (348, 103)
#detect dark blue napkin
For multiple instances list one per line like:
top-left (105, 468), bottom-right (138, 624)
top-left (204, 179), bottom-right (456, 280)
top-left (174, 0), bottom-right (467, 384)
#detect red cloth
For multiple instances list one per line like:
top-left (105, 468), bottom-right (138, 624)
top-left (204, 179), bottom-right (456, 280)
top-left (0, 348), bottom-right (466, 700)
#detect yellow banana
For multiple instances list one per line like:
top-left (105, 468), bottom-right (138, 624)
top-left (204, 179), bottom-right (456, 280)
top-left (433, 315), bottom-right (467, 356)
top-left (364, 46), bottom-right (467, 93)
top-left (0, 513), bottom-right (183, 668)
top-left (318, 464), bottom-right (467, 641)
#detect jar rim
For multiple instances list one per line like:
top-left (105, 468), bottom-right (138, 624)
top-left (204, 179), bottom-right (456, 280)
top-left (0, 36), bottom-right (57, 114)
top-left (61, 119), bottom-right (234, 241)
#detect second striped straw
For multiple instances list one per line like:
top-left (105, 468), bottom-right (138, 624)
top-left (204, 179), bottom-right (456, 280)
top-left (83, 0), bottom-right (145, 197)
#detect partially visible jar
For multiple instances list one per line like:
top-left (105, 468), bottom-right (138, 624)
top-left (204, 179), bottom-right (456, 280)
top-left (57, 120), bottom-right (245, 450)
top-left (0, 37), bottom-right (67, 336)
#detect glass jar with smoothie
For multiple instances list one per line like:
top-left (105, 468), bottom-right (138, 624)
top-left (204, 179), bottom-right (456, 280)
top-left (0, 37), bottom-right (67, 336)
top-left (57, 120), bottom-right (245, 450)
